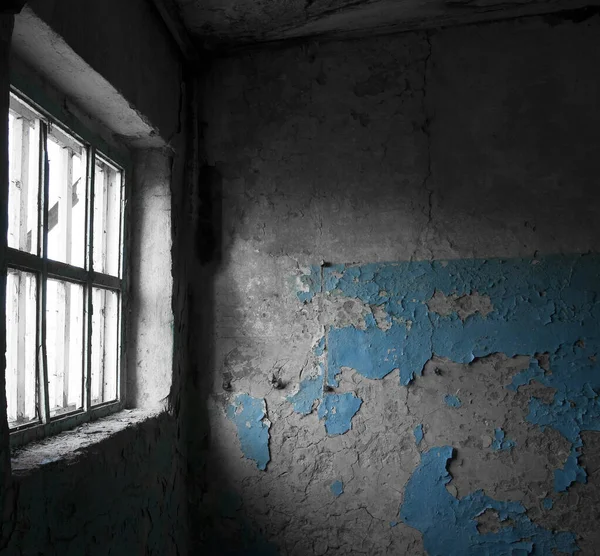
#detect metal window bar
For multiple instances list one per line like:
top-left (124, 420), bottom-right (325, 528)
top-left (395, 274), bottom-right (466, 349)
top-left (39, 120), bottom-right (50, 425)
top-left (83, 145), bottom-right (95, 413)
top-left (6, 92), bottom-right (127, 446)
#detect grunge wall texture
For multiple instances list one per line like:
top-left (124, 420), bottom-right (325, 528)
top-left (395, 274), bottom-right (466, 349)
top-left (198, 10), bottom-right (600, 555)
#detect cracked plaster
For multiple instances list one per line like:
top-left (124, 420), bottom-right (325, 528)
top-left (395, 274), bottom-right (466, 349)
top-left (202, 12), bottom-right (600, 556)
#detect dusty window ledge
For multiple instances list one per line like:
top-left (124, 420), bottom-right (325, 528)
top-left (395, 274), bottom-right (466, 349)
top-left (10, 408), bottom-right (165, 476)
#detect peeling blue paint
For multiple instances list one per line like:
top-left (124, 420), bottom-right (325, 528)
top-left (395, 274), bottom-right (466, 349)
top-left (287, 339), bottom-right (326, 415)
top-left (297, 255), bottom-right (600, 491)
top-left (491, 428), bottom-right (516, 451)
top-left (542, 498), bottom-right (553, 510)
top-left (414, 424), bottom-right (424, 446)
top-left (554, 442), bottom-right (586, 492)
top-left (296, 266), bottom-right (321, 304)
top-left (506, 358), bottom-right (548, 392)
top-left (330, 480), bottom-right (344, 497)
top-left (390, 521), bottom-right (398, 528)
top-left (327, 324), bottom-right (404, 381)
top-left (286, 369), bottom-right (323, 415)
top-left (227, 394), bottom-right (271, 471)
top-left (399, 446), bottom-right (577, 555)
top-left (444, 394), bottom-right (462, 408)
top-left (318, 392), bottom-right (362, 435)
top-left (314, 336), bottom-right (326, 356)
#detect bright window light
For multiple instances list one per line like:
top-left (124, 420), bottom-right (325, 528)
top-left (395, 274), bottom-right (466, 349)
top-left (5, 91), bottom-right (126, 437)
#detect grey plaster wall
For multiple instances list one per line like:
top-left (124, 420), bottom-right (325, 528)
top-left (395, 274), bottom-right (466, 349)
top-left (198, 11), bottom-right (600, 555)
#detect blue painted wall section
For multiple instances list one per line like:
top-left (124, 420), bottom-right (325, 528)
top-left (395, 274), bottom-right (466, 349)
top-left (491, 428), bottom-right (516, 451)
top-left (318, 393), bottom-right (363, 435)
top-left (227, 394), bottom-right (271, 471)
top-left (296, 255), bottom-right (600, 492)
top-left (286, 337), bottom-right (365, 435)
top-left (399, 446), bottom-right (578, 555)
top-left (286, 367), bottom-right (323, 415)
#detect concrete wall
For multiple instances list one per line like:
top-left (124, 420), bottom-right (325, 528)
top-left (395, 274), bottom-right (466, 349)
top-left (198, 11), bottom-right (600, 555)
top-left (1, 3), bottom-right (188, 554)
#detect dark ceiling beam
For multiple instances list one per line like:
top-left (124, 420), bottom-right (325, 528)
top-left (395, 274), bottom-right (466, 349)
top-left (1, 1), bottom-right (27, 14)
top-left (148, 0), bottom-right (200, 65)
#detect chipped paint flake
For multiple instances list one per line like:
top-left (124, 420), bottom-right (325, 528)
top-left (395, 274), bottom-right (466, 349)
top-left (227, 394), bottom-right (271, 470)
top-left (414, 423), bottom-right (424, 446)
top-left (491, 428), bottom-right (516, 451)
top-left (286, 366), bottom-right (323, 415)
top-left (330, 480), bottom-right (344, 497)
top-left (444, 394), bottom-right (462, 408)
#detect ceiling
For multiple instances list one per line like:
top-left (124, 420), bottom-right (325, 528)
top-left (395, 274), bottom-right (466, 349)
top-left (171, 0), bottom-right (600, 49)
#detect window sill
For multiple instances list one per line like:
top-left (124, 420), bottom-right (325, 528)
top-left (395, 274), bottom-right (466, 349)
top-left (10, 408), bottom-right (163, 476)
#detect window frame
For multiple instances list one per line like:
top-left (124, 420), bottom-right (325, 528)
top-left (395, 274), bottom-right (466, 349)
top-left (5, 80), bottom-right (131, 448)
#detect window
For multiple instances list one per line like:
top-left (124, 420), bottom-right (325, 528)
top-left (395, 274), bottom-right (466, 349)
top-left (6, 91), bottom-right (126, 444)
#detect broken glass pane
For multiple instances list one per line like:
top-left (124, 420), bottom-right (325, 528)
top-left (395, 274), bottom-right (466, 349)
top-left (47, 127), bottom-right (87, 268)
top-left (7, 95), bottom-right (40, 255)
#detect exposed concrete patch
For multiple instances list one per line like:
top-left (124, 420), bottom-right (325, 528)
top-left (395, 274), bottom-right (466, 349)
top-left (475, 508), bottom-right (515, 534)
top-left (371, 303), bottom-right (393, 331)
top-left (427, 290), bottom-right (494, 321)
top-left (515, 379), bottom-right (557, 405)
top-left (304, 293), bottom-right (394, 332)
top-left (319, 295), bottom-right (373, 330)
